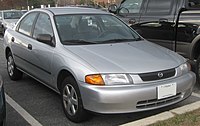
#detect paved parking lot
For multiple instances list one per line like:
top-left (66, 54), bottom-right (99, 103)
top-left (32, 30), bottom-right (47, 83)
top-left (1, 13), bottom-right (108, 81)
top-left (1, 36), bottom-right (200, 126)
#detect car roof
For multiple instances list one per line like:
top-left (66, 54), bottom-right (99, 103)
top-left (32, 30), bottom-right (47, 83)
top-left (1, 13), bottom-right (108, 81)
top-left (34, 7), bottom-right (109, 15)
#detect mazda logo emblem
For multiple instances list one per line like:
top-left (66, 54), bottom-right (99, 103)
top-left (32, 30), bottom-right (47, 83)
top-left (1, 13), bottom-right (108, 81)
top-left (158, 72), bottom-right (163, 78)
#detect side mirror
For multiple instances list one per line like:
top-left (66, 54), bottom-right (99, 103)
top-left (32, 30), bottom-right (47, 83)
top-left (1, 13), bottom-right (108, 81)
top-left (108, 4), bottom-right (118, 14)
top-left (184, 1), bottom-right (199, 10)
top-left (0, 17), bottom-right (2, 20)
top-left (119, 7), bottom-right (129, 15)
top-left (36, 34), bottom-right (54, 46)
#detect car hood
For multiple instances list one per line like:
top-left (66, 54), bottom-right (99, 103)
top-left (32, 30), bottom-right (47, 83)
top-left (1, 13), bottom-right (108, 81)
top-left (4, 19), bottom-right (19, 24)
top-left (64, 40), bottom-right (185, 73)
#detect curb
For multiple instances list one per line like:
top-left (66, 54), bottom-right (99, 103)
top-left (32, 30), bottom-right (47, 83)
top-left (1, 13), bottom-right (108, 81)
top-left (120, 94), bottom-right (200, 126)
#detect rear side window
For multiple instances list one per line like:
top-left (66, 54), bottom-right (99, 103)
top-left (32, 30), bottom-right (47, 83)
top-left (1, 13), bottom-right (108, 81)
top-left (18, 12), bottom-right (38, 36)
top-left (146, 0), bottom-right (173, 15)
top-left (120, 0), bottom-right (144, 13)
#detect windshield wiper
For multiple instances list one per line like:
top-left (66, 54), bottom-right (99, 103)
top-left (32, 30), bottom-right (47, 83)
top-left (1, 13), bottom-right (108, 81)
top-left (99, 38), bottom-right (142, 43)
top-left (63, 40), bottom-right (97, 45)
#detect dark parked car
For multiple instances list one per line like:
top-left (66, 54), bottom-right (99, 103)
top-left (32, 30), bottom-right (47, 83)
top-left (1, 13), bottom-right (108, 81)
top-left (0, 76), bottom-right (6, 126)
top-left (109, 0), bottom-right (200, 84)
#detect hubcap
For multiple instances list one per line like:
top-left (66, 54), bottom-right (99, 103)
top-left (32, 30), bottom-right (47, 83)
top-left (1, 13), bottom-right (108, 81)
top-left (7, 56), bottom-right (14, 77)
top-left (63, 84), bottom-right (78, 116)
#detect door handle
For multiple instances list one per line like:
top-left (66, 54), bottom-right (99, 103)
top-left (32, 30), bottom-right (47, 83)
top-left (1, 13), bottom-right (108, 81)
top-left (11, 37), bottom-right (15, 42)
top-left (28, 44), bottom-right (32, 50)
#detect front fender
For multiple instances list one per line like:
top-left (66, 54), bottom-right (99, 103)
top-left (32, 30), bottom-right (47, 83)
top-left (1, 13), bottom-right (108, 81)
top-left (189, 34), bottom-right (200, 60)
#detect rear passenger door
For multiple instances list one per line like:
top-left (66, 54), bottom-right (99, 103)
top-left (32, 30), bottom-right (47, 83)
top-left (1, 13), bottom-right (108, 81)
top-left (12, 12), bottom-right (39, 73)
top-left (132, 0), bottom-right (177, 50)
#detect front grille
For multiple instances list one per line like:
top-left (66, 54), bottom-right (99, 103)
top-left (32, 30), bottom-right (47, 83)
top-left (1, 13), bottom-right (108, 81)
top-left (139, 68), bottom-right (175, 81)
top-left (136, 93), bottom-right (182, 109)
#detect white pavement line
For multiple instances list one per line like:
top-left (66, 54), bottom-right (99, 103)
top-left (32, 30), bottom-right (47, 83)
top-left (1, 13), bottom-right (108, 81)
top-left (121, 94), bottom-right (200, 126)
top-left (120, 112), bottom-right (174, 126)
top-left (5, 93), bottom-right (43, 126)
top-left (192, 92), bottom-right (200, 98)
top-left (170, 100), bottom-right (200, 115)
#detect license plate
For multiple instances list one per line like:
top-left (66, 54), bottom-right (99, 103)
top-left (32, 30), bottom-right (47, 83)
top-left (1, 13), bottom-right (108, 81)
top-left (157, 83), bottom-right (176, 100)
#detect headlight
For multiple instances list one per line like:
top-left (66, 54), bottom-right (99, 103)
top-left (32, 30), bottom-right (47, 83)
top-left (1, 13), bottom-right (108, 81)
top-left (102, 74), bottom-right (131, 85)
top-left (3, 23), bottom-right (7, 27)
top-left (85, 74), bottom-right (132, 86)
top-left (9, 23), bottom-right (15, 29)
top-left (176, 62), bottom-right (191, 77)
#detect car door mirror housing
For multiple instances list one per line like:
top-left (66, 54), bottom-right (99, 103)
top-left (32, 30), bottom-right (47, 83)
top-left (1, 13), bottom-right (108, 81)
top-left (119, 7), bottom-right (129, 15)
top-left (184, 1), bottom-right (200, 10)
top-left (0, 17), bottom-right (2, 20)
top-left (108, 4), bottom-right (118, 14)
top-left (36, 34), bottom-right (54, 46)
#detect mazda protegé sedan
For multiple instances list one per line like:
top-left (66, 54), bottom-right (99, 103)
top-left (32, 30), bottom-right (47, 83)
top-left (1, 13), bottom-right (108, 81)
top-left (3, 7), bottom-right (196, 122)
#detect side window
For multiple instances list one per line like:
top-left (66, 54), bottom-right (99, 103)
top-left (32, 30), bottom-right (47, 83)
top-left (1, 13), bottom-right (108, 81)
top-left (0, 12), bottom-right (2, 19)
top-left (146, 0), bottom-right (173, 15)
top-left (33, 13), bottom-right (53, 39)
top-left (120, 0), bottom-right (143, 13)
top-left (18, 13), bottom-right (38, 36)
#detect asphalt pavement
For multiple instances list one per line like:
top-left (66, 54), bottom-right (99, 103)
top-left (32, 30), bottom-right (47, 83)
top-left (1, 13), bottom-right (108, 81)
top-left (0, 36), bottom-right (200, 126)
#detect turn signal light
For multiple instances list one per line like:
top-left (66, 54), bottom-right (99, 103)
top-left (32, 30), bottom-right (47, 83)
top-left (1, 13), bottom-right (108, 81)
top-left (85, 74), bottom-right (105, 85)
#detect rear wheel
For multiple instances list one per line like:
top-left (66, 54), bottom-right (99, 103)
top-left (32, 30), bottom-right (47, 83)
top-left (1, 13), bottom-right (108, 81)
top-left (7, 52), bottom-right (23, 80)
top-left (61, 77), bottom-right (89, 122)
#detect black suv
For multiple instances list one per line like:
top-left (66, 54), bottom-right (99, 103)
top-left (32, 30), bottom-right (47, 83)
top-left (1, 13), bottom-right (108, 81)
top-left (109, 0), bottom-right (200, 83)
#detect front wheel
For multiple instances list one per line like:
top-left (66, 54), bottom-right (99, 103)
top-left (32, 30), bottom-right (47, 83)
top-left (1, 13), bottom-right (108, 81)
top-left (61, 77), bottom-right (89, 123)
top-left (2, 28), bottom-right (5, 35)
top-left (7, 52), bottom-right (23, 80)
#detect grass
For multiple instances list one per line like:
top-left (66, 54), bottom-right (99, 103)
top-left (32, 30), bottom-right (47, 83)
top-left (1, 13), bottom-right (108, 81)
top-left (150, 108), bottom-right (200, 126)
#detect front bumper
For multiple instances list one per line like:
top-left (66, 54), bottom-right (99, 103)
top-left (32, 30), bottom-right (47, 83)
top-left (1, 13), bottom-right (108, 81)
top-left (79, 71), bottom-right (196, 114)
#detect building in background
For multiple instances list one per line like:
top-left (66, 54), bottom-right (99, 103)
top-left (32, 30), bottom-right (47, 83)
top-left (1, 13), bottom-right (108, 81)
top-left (0, 0), bottom-right (121, 10)
top-left (55, 0), bottom-right (121, 7)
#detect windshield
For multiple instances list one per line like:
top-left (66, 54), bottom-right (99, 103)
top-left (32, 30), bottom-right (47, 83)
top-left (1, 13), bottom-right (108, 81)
top-left (55, 14), bottom-right (140, 45)
top-left (120, 0), bottom-right (143, 13)
top-left (3, 11), bottom-right (23, 19)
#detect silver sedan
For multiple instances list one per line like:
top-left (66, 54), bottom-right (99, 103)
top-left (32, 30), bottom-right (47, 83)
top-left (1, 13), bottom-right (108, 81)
top-left (3, 7), bottom-right (196, 122)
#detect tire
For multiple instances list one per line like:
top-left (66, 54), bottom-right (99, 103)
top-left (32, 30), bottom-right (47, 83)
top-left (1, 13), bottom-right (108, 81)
top-left (1, 26), bottom-right (5, 35)
top-left (7, 52), bottom-right (23, 80)
top-left (2, 28), bottom-right (5, 35)
top-left (61, 77), bottom-right (89, 123)
top-left (196, 55), bottom-right (200, 84)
